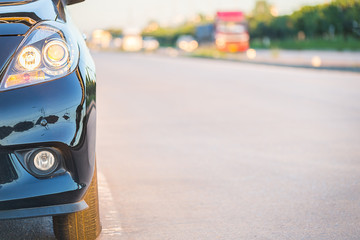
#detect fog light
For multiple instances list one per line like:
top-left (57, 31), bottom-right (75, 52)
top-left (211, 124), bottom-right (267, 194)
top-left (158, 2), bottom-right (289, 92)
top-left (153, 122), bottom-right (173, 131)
top-left (34, 151), bottom-right (55, 171)
top-left (29, 149), bottom-right (59, 176)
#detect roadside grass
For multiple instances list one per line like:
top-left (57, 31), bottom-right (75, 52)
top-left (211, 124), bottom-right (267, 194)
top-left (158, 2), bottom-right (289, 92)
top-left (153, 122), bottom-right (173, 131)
top-left (191, 47), bottom-right (226, 59)
top-left (250, 37), bottom-right (360, 51)
top-left (191, 37), bottom-right (360, 59)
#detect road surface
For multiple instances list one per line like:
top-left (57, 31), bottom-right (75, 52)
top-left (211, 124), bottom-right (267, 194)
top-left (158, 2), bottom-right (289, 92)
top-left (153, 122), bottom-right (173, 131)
top-left (1, 52), bottom-right (360, 239)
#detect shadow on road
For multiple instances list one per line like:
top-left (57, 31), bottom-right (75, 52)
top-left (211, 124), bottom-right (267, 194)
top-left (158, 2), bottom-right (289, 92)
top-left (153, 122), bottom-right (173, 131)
top-left (0, 217), bottom-right (56, 239)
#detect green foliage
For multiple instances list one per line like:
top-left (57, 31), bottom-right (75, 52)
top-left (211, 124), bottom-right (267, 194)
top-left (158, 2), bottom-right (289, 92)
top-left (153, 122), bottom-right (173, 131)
top-left (142, 13), bottom-right (214, 47)
top-left (249, 0), bottom-right (360, 40)
top-left (251, 0), bottom-right (274, 22)
top-left (106, 28), bottom-right (123, 38)
top-left (141, 0), bottom-right (360, 49)
top-left (250, 36), bottom-right (360, 50)
top-left (142, 23), bottom-right (196, 47)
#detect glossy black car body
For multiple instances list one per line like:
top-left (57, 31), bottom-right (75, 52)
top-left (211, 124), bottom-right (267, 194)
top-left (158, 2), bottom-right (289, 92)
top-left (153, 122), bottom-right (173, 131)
top-left (0, 0), bottom-right (96, 220)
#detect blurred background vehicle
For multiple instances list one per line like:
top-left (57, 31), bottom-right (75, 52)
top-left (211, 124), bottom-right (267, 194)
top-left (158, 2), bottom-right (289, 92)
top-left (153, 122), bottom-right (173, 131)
top-left (215, 11), bottom-right (250, 52)
top-left (89, 29), bottom-right (112, 50)
top-left (110, 37), bottom-right (123, 50)
top-left (176, 35), bottom-right (199, 52)
top-left (195, 23), bottom-right (215, 45)
top-left (122, 34), bottom-right (143, 52)
top-left (143, 37), bottom-right (160, 52)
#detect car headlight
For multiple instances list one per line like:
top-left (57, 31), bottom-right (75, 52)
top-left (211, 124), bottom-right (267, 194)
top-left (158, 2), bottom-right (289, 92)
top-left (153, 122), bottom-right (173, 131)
top-left (0, 21), bottom-right (79, 90)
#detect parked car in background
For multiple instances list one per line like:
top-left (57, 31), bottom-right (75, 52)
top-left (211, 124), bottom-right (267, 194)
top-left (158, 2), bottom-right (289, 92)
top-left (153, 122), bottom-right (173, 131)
top-left (0, 0), bottom-right (100, 239)
top-left (143, 36), bottom-right (160, 52)
top-left (176, 35), bottom-right (199, 53)
top-left (122, 34), bottom-right (143, 52)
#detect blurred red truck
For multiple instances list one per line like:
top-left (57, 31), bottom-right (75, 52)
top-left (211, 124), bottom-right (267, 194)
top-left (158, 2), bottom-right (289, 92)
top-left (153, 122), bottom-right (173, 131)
top-left (215, 11), bottom-right (249, 52)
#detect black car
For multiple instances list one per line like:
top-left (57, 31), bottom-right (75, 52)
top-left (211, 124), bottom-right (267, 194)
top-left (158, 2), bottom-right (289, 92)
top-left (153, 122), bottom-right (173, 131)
top-left (0, 0), bottom-right (100, 239)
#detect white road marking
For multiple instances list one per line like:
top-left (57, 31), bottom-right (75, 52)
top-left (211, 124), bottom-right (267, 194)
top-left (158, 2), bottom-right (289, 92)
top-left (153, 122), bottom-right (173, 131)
top-left (98, 170), bottom-right (122, 238)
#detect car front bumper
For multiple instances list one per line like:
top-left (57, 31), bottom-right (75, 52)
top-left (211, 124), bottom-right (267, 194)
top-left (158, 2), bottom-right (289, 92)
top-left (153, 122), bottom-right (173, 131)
top-left (0, 68), bottom-right (96, 219)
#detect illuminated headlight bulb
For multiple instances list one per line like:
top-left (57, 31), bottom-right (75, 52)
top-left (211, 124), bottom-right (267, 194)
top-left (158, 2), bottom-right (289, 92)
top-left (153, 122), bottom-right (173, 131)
top-left (18, 46), bottom-right (41, 71)
top-left (33, 150), bottom-right (56, 172)
top-left (44, 40), bottom-right (69, 68)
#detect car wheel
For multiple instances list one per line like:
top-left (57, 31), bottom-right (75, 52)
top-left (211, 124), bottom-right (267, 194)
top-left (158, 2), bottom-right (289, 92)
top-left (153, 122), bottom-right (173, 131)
top-left (52, 166), bottom-right (101, 240)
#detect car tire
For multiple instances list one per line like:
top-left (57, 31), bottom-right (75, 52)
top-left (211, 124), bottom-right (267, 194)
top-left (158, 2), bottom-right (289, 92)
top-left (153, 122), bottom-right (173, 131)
top-left (52, 166), bottom-right (101, 240)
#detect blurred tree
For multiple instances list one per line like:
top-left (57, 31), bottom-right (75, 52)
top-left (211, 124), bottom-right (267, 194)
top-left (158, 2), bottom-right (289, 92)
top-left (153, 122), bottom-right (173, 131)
top-left (292, 6), bottom-right (319, 38)
top-left (251, 0), bottom-right (274, 22)
top-left (249, 0), bottom-right (360, 40)
top-left (142, 0), bottom-right (360, 47)
top-left (248, 0), bottom-right (275, 38)
top-left (106, 28), bottom-right (123, 37)
top-left (142, 14), bottom-right (215, 47)
top-left (268, 15), bottom-right (295, 39)
top-left (143, 21), bottom-right (160, 33)
top-left (142, 22), bottom-right (196, 47)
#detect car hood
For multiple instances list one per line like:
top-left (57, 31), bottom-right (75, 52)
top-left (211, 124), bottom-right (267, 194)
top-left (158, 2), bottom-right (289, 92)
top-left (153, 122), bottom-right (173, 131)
top-left (0, 0), bottom-right (59, 25)
top-left (0, 0), bottom-right (61, 78)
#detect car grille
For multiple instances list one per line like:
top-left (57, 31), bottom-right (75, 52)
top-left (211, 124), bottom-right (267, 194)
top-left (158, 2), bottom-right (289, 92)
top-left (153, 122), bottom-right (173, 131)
top-left (0, 152), bottom-right (18, 185)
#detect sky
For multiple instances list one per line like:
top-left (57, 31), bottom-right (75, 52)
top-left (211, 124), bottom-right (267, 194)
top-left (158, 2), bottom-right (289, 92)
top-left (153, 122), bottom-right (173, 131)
top-left (68, 0), bottom-right (326, 33)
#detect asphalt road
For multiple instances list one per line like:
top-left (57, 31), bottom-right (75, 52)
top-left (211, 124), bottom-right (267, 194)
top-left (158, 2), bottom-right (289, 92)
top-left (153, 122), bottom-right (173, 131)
top-left (1, 52), bottom-right (360, 239)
